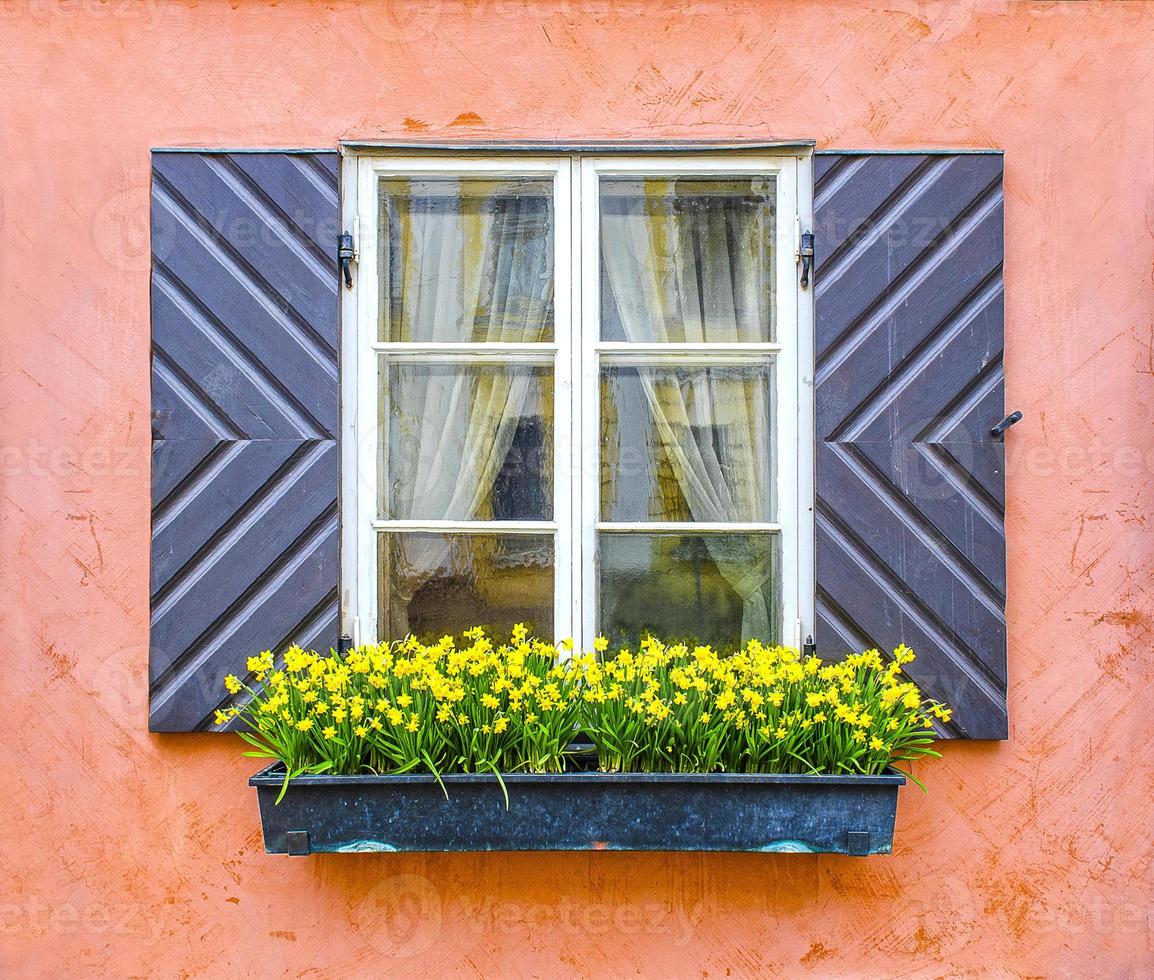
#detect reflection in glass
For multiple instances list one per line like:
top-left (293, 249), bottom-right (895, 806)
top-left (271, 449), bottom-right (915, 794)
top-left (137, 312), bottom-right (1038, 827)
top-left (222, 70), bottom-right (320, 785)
top-left (600, 176), bottom-right (775, 343)
top-left (599, 532), bottom-right (780, 649)
top-left (379, 532), bottom-right (553, 641)
top-left (378, 177), bottom-right (554, 343)
top-left (383, 363), bottom-right (553, 521)
top-left (600, 364), bottom-right (773, 522)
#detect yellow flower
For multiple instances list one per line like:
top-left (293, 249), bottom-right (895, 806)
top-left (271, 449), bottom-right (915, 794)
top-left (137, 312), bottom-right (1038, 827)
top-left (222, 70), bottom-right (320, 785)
top-left (493, 717), bottom-right (509, 734)
top-left (894, 644), bottom-right (916, 666)
top-left (354, 725), bottom-right (368, 738)
top-left (397, 694), bottom-right (413, 708)
top-left (295, 718), bottom-right (313, 732)
top-left (246, 651), bottom-right (273, 675)
top-left (322, 725), bottom-right (337, 740)
top-left (870, 737), bottom-right (884, 751)
top-left (481, 694), bottom-right (500, 710)
top-left (386, 708), bottom-right (403, 725)
top-left (593, 636), bottom-right (609, 653)
top-left (224, 674), bottom-right (242, 694)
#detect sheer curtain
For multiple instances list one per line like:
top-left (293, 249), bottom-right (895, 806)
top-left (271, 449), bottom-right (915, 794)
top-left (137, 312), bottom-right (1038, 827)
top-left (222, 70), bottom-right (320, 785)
top-left (600, 181), bottom-right (776, 642)
top-left (384, 185), bottom-right (553, 634)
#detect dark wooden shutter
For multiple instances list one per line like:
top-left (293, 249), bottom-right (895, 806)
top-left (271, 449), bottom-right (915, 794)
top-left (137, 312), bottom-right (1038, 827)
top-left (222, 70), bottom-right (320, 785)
top-left (149, 151), bottom-right (340, 732)
top-left (813, 151), bottom-right (1008, 739)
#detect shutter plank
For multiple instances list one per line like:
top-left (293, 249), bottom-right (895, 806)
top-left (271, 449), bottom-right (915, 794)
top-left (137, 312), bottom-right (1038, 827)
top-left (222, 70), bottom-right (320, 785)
top-left (150, 440), bottom-right (305, 593)
top-left (150, 150), bottom-right (340, 732)
top-left (814, 151), bottom-right (1008, 739)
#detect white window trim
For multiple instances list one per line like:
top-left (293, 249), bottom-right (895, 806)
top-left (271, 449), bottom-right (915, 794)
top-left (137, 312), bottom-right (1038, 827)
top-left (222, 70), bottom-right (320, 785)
top-left (341, 150), bottom-right (815, 651)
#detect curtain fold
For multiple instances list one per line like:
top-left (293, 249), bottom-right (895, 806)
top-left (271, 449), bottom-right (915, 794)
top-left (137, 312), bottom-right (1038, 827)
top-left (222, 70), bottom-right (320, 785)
top-left (600, 179), bottom-right (775, 642)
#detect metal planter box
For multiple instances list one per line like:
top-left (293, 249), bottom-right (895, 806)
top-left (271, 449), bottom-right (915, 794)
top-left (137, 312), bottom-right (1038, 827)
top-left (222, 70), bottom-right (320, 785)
top-left (250, 765), bottom-right (905, 855)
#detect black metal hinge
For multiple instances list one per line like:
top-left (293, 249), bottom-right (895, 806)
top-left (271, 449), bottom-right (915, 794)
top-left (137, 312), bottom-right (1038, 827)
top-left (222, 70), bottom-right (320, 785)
top-left (338, 232), bottom-right (355, 289)
top-left (799, 231), bottom-right (814, 290)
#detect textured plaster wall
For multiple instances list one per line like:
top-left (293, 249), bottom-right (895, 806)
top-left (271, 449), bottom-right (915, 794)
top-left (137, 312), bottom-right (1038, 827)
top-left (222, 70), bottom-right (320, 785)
top-left (3, 1), bottom-right (1153, 976)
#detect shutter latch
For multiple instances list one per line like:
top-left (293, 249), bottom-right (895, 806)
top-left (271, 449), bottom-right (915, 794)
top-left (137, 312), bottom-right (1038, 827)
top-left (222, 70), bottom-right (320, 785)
top-left (990, 411), bottom-right (1023, 439)
top-left (798, 231), bottom-right (814, 290)
top-left (338, 232), bottom-right (356, 289)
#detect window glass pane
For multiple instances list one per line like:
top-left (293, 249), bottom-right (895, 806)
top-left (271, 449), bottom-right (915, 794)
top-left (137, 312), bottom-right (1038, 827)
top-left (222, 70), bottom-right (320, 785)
top-left (600, 363), bottom-right (774, 522)
top-left (599, 532), bottom-right (780, 649)
top-left (382, 362), bottom-right (553, 521)
top-left (600, 176), bottom-right (776, 343)
top-left (378, 177), bottom-right (554, 343)
top-left (379, 532), bottom-right (553, 642)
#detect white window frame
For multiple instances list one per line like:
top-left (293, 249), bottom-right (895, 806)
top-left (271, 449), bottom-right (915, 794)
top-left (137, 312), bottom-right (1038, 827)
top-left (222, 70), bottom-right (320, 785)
top-left (341, 150), bottom-right (814, 650)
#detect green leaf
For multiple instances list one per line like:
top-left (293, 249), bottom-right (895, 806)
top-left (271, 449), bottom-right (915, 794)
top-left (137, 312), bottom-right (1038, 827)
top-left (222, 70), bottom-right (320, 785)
top-left (421, 750), bottom-right (449, 802)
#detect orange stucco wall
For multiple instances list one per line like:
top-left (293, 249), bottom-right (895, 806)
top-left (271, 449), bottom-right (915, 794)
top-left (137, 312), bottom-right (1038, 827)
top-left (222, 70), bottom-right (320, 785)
top-left (3, 1), bottom-right (1153, 975)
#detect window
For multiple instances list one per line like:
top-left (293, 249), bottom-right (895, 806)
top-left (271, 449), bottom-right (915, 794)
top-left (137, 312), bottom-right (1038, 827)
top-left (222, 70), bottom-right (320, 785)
top-left (342, 152), bottom-right (814, 652)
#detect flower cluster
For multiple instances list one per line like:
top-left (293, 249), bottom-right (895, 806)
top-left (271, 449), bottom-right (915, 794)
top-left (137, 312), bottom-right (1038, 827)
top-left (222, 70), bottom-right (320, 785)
top-left (220, 625), bottom-right (583, 800)
top-left (222, 627), bottom-right (950, 799)
top-left (577, 638), bottom-right (948, 782)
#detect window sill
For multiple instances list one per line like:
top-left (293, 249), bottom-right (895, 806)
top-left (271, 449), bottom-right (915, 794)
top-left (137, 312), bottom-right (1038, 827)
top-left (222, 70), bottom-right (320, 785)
top-left (249, 764), bottom-right (905, 856)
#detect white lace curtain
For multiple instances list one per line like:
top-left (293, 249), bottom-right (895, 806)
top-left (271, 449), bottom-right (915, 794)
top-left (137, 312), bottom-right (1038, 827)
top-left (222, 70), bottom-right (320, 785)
top-left (600, 180), bottom-right (776, 642)
top-left (383, 185), bottom-right (553, 633)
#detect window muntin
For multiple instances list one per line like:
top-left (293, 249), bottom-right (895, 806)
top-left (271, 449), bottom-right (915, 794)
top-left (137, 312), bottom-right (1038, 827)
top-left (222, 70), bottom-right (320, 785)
top-left (347, 153), bottom-right (810, 651)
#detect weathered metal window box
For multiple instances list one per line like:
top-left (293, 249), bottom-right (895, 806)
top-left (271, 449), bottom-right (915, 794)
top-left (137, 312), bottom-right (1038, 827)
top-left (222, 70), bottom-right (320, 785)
top-left (250, 764), bottom-right (905, 855)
